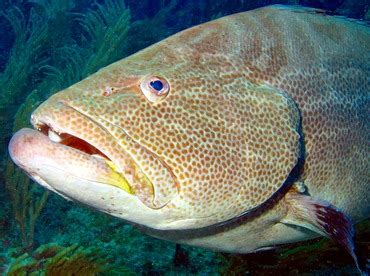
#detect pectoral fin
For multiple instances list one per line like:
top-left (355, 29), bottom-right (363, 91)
top-left (281, 190), bottom-right (364, 273)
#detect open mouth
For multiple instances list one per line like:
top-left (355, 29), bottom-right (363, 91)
top-left (31, 121), bottom-right (135, 195)
top-left (30, 112), bottom-right (176, 209)
top-left (35, 123), bottom-right (110, 161)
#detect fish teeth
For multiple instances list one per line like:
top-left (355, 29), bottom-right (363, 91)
top-left (48, 128), bottom-right (62, 143)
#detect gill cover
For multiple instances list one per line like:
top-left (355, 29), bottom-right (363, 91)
top-left (228, 83), bottom-right (301, 219)
top-left (172, 83), bottom-right (303, 227)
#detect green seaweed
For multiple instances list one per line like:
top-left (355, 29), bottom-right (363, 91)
top-left (2, 0), bottom-right (132, 251)
top-left (4, 163), bottom-right (48, 249)
top-left (76, 0), bottom-right (131, 75)
top-left (0, 1), bottom-right (75, 157)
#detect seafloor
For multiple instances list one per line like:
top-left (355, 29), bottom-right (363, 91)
top-left (0, 0), bottom-right (368, 274)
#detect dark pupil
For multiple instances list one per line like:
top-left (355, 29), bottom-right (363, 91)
top-left (150, 80), bottom-right (163, 91)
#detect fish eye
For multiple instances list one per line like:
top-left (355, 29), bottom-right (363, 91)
top-left (149, 80), bottom-right (164, 91)
top-left (140, 76), bottom-right (170, 103)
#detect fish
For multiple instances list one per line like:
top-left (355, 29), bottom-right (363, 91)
top-left (8, 5), bottom-right (369, 271)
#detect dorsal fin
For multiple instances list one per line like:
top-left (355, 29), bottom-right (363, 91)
top-left (268, 4), bottom-right (328, 15)
top-left (265, 5), bottom-right (370, 27)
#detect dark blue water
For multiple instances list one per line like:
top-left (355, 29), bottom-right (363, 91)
top-left (0, 0), bottom-right (368, 274)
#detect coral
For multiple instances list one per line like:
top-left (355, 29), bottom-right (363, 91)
top-left (42, 206), bottom-right (223, 274)
top-left (5, 243), bottom-right (131, 275)
top-left (48, 206), bottom-right (178, 273)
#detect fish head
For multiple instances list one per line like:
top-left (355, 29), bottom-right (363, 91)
top-left (9, 21), bottom-right (301, 230)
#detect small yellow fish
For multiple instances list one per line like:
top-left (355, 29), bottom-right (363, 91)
top-left (9, 5), bottom-right (369, 271)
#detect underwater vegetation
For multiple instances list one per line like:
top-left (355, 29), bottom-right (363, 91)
top-left (2, 0), bottom-right (132, 251)
top-left (0, 0), bottom-right (369, 274)
top-left (5, 243), bottom-right (123, 275)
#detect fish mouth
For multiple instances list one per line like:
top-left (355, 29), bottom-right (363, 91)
top-left (34, 122), bottom-right (110, 162)
top-left (28, 102), bottom-right (171, 208)
top-left (13, 97), bottom-right (178, 209)
top-left (29, 118), bottom-right (134, 194)
top-left (29, 108), bottom-right (140, 193)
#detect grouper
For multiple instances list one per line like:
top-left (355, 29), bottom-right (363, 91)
top-left (8, 5), bottom-right (369, 270)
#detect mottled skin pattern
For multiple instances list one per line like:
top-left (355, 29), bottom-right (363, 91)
top-left (9, 6), bottom-right (369, 253)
